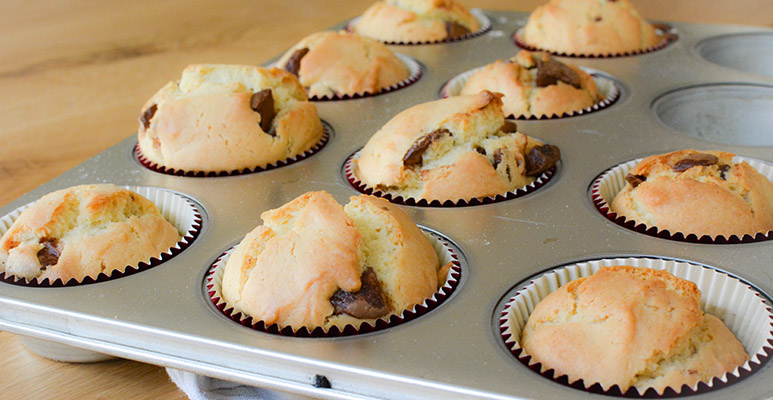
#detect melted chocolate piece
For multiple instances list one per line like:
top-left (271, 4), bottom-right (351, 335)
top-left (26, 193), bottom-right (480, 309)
top-left (672, 153), bottom-right (718, 172)
top-left (37, 238), bottom-right (61, 269)
top-left (536, 58), bottom-right (582, 89)
top-left (284, 47), bottom-right (309, 76)
top-left (402, 129), bottom-right (452, 167)
top-left (330, 267), bottom-right (389, 319)
top-left (492, 148), bottom-right (505, 170)
top-left (501, 120), bottom-right (518, 133)
top-left (445, 21), bottom-right (471, 40)
top-left (719, 164), bottom-right (730, 180)
top-left (525, 144), bottom-right (561, 176)
top-left (250, 89), bottom-right (275, 133)
top-left (140, 104), bottom-right (157, 130)
top-left (626, 174), bottom-right (647, 188)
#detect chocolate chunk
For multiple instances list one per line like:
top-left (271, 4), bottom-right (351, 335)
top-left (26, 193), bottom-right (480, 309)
top-left (525, 144), bottom-right (561, 176)
top-left (594, 16), bottom-right (602, 22)
top-left (250, 89), bottom-right (275, 133)
top-left (672, 153), bottom-right (718, 172)
top-left (445, 21), bottom-right (471, 40)
top-left (37, 238), bottom-right (61, 269)
top-left (475, 146), bottom-right (486, 156)
top-left (719, 164), bottom-right (730, 180)
top-left (625, 174), bottom-right (647, 188)
top-left (501, 120), bottom-right (518, 133)
top-left (330, 267), bottom-right (389, 319)
top-left (492, 148), bottom-right (505, 170)
top-left (284, 47), bottom-right (309, 76)
top-left (313, 375), bottom-right (331, 389)
top-left (140, 104), bottom-right (157, 130)
top-left (402, 129), bottom-right (452, 167)
top-left (536, 57), bottom-right (582, 89)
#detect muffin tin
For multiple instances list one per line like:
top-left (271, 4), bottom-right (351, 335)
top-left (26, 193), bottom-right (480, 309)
top-left (0, 10), bottom-right (772, 400)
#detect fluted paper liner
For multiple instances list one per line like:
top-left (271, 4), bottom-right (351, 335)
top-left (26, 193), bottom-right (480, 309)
top-left (346, 9), bottom-right (491, 45)
top-left (206, 229), bottom-right (461, 337)
top-left (513, 25), bottom-right (678, 58)
top-left (440, 66), bottom-right (620, 120)
top-left (0, 185), bottom-right (202, 287)
top-left (135, 122), bottom-right (331, 177)
top-left (499, 257), bottom-right (773, 397)
top-left (591, 156), bottom-right (773, 243)
top-left (344, 149), bottom-right (556, 207)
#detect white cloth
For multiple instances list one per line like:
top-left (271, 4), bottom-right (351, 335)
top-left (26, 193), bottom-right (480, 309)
top-left (166, 368), bottom-right (314, 400)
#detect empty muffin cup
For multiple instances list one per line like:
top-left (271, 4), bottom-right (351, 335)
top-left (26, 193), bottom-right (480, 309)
top-left (0, 185), bottom-right (202, 286)
top-left (499, 256), bottom-right (772, 397)
top-left (206, 229), bottom-right (462, 337)
top-left (590, 155), bottom-right (773, 243)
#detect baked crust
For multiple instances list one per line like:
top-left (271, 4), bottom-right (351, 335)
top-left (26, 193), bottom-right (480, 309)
top-left (221, 191), bottom-right (439, 329)
top-left (610, 149), bottom-right (773, 237)
top-left (137, 64), bottom-right (323, 172)
top-left (276, 31), bottom-right (410, 97)
top-left (460, 50), bottom-right (600, 117)
top-left (354, 0), bottom-right (480, 43)
top-left (521, 266), bottom-right (749, 393)
top-left (355, 90), bottom-right (557, 201)
top-left (521, 0), bottom-right (660, 55)
top-left (0, 184), bottom-right (181, 283)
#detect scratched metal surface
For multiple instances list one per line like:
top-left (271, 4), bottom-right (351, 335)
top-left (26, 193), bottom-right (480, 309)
top-left (1, 10), bottom-right (772, 400)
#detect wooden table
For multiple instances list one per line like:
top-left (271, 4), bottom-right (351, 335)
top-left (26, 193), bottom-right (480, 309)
top-left (0, 1), bottom-right (770, 398)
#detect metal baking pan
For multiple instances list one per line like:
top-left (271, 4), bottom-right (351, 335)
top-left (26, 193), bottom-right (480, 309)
top-left (1, 10), bottom-right (772, 400)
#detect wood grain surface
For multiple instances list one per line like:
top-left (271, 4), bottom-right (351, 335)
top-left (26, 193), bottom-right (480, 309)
top-left (0, 1), bottom-right (770, 399)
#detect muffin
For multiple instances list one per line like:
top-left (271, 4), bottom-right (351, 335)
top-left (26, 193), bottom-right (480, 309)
top-left (0, 184), bottom-right (181, 283)
top-left (354, 90), bottom-right (561, 202)
top-left (137, 64), bottom-right (324, 173)
top-left (353, 0), bottom-right (481, 43)
top-left (276, 31), bottom-right (411, 98)
top-left (460, 50), bottom-right (602, 118)
top-left (521, 265), bottom-right (750, 393)
top-left (520, 0), bottom-right (662, 55)
top-left (221, 191), bottom-right (446, 330)
top-left (610, 149), bottom-right (773, 238)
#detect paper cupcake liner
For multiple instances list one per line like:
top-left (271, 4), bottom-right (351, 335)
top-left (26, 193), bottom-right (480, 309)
top-left (591, 155), bottom-right (773, 244)
top-left (344, 149), bottom-right (557, 207)
top-left (205, 229), bottom-right (461, 337)
top-left (0, 186), bottom-right (202, 287)
top-left (440, 66), bottom-right (620, 120)
top-left (134, 122), bottom-right (331, 177)
top-left (308, 54), bottom-right (422, 101)
top-left (513, 25), bottom-right (678, 58)
top-left (346, 9), bottom-right (491, 45)
top-left (499, 256), bottom-right (773, 397)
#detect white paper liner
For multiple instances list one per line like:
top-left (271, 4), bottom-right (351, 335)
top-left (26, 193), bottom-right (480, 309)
top-left (499, 257), bottom-right (773, 396)
top-left (344, 149), bottom-right (556, 207)
top-left (513, 26), bottom-right (678, 58)
top-left (206, 229), bottom-right (461, 337)
top-left (591, 155), bottom-right (773, 243)
top-left (346, 9), bottom-right (492, 45)
top-left (135, 122), bottom-right (330, 177)
top-left (0, 185), bottom-right (202, 286)
top-left (440, 65), bottom-right (620, 119)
